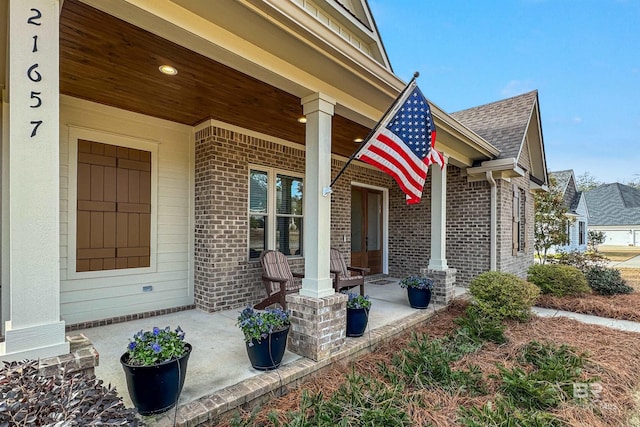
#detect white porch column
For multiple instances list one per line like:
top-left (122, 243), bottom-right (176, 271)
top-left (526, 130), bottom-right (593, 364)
top-left (428, 156), bottom-right (448, 270)
top-left (300, 93), bottom-right (335, 299)
top-left (1, 0), bottom-right (69, 360)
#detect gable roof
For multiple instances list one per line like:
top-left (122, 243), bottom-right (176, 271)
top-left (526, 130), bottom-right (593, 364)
top-left (550, 170), bottom-right (573, 194)
top-left (585, 183), bottom-right (640, 226)
top-left (451, 91), bottom-right (538, 160)
top-left (549, 169), bottom-right (584, 215)
top-left (451, 91), bottom-right (548, 186)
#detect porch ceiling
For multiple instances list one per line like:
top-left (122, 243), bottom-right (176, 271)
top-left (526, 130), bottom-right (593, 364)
top-left (59, 0), bottom-right (371, 158)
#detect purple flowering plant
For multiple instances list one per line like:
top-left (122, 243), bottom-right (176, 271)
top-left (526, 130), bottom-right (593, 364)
top-left (236, 306), bottom-right (290, 346)
top-left (399, 276), bottom-right (434, 290)
top-left (343, 292), bottom-right (371, 310)
top-left (125, 326), bottom-right (187, 366)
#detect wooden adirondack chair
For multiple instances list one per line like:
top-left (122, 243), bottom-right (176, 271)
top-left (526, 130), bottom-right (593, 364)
top-left (255, 250), bottom-right (303, 309)
top-left (330, 248), bottom-right (369, 296)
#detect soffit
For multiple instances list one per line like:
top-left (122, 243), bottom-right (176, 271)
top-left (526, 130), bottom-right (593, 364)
top-left (59, 0), bottom-right (371, 158)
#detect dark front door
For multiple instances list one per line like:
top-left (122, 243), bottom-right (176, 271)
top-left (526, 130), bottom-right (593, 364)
top-left (351, 187), bottom-right (383, 274)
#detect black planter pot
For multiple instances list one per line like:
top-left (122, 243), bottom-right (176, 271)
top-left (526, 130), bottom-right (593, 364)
top-left (120, 343), bottom-right (192, 416)
top-left (245, 326), bottom-right (289, 370)
top-left (346, 307), bottom-right (369, 337)
top-left (407, 287), bottom-right (432, 309)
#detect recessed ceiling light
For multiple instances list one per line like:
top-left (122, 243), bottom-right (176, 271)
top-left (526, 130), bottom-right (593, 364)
top-left (159, 65), bottom-right (178, 76)
top-left (354, 138), bottom-right (364, 143)
top-left (297, 117), bottom-right (307, 124)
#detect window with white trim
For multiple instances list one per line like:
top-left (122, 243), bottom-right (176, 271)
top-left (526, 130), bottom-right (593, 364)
top-left (579, 221), bottom-right (586, 245)
top-left (249, 167), bottom-right (303, 260)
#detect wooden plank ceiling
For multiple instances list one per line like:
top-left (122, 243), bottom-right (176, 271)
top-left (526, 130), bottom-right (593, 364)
top-left (59, 0), bottom-right (370, 158)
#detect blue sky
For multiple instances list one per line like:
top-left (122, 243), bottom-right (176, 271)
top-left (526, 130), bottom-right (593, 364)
top-left (368, 0), bottom-right (640, 184)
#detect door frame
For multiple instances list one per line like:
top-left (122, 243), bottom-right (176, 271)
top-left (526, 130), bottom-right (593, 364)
top-left (350, 181), bottom-right (388, 275)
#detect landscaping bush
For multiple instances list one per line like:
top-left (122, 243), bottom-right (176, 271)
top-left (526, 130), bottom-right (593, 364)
top-left (495, 340), bottom-right (589, 411)
top-left (0, 360), bottom-right (139, 426)
top-left (552, 249), bottom-right (608, 271)
top-left (527, 264), bottom-right (590, 296)
top-left (453, 305), bottom-right (507, 345)
top-left (388, 333), bottom-right (486, 395)
top-left (584, 266), bottom-right (634, 295)
top-left (469, 271), bottom-right (540, 321)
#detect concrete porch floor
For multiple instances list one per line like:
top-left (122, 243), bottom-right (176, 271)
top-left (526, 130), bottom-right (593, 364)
top-left (76, 279), bottom-right (467, 426)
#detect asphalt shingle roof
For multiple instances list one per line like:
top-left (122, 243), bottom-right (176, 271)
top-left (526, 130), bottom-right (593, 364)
top-left (585, 183), bottom-right (640, 226)
top-left (451, 91), bottom-right (538, 159)
top-left (549, 170), bottom-right (572, 193)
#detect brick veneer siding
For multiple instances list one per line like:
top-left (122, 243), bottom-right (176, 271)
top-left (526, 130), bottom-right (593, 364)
top-left (194, 126), bottom-right (305, 312)
top-left (193, 122), bottom-right (529, 310)
top-left (495, 146), bottom-right (536, 278)
top-left (446, 166), bottom-right (492, 286)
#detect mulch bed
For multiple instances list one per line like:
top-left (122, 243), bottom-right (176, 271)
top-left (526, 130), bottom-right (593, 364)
top-left (536, 267), bottom-right (640, 322)
top-left (536, 292), bottom-right (640, 322)
top-left (219, 299), bottom-right (640, 426)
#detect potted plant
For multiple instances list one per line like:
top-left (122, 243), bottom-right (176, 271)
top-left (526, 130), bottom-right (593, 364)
top-left (399, 276), bottom-right (434, 309)
top-left (344, 292), bottom-right (371, 337)
top-left (237, 306), bottom-right (290, 370)
top-left (120, 326), bottom-right (191, 416)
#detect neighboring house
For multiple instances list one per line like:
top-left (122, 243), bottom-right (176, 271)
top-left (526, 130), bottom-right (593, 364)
top-left (0, 0), bottom-right (548, 362)
top-left (548, 170), bottom-right (589, 253)
top-left (585, 183), bottom-right (640, 246)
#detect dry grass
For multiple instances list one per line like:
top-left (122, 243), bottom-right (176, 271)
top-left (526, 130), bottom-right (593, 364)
top-left (601, 252), bottom-right (640, 262)
top-left (219, 300), bottom-right (640, 427)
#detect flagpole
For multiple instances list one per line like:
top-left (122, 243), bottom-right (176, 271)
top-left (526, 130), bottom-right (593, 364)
top-left (327, 72), bottom-right (420, 191)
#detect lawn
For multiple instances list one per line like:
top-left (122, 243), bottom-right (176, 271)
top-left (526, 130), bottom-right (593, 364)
top-left (599, 245), bottom-right (640, 262)
top-left (220, 300), bottom-right (640, 427)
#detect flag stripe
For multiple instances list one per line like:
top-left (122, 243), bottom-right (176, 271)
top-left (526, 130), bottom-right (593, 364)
top-left (365, 135), bottom-right (427, 192)
top-left (373, 132), bottom-right (428, 181)
top-left (352, 80), bottom-right (442, 204)
top-left (359, 154), bottom-right (423, 203)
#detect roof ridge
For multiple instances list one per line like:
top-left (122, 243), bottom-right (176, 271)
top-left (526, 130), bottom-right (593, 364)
top-left (452, 90), bottom-right (538, 115)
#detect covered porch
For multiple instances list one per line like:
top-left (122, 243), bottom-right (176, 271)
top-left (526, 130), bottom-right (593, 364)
top-left (1, 0), bottom-right (494, 365)
top-left (74, 279), bottom-right (467, 425)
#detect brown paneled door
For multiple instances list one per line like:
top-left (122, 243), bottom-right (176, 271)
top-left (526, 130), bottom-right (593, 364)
top-left (351, 187), bottom-right (383, 274)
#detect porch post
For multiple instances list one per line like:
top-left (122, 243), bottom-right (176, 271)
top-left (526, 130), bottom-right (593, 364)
top-left (428, 157), bottom-right (448, 270)
top-left (424, 156), bottom-right (457, 305)
top-left (286, 93), bottom-right (347, 362)
top-left (1, 0), bottom-right (69, 360)
top-left (299, 93), bottom-right (335, 299)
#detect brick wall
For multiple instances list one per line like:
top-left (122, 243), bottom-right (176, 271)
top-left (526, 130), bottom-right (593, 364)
top-left (194, 126), bottom-right (305, 312)
top-left (446, 166), bottom-right (492, 286)
top-left (193, 122), bottom-right (536, 310)
top-left (495, 146), bottom-right (535, 278)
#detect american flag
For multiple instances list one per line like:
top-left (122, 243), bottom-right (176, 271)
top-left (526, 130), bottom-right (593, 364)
top-left (356, 81), bottom-right (444, 204)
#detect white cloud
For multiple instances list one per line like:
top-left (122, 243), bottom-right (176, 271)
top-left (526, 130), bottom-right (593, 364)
top-left (500, 79), bottom-right (535, 97)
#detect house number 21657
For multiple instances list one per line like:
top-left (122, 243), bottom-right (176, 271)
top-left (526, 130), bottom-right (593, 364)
top-left (27, 7), bottom-right (43, 138)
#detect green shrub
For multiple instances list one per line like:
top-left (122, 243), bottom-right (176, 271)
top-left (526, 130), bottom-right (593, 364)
top-left (495, 341), bottom-right (590, 411)
top-left (527, 264), bottom-right (590, 296)
top-left (496, 365), bottom-right (565, 410)
top-left (390, 333), bottom-right (486, 395)
top-left (584, 266), bottom-right (634, 295)
top-left (453, 305), bottom-right (507, 344)
top-left (469, 272), bottom-right (540, 321)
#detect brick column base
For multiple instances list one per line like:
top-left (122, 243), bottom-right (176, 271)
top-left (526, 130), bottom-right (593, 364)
top-left (286, 293), bottom-right (347, 361)
top-left (422, 268), bottom-right (457, 305)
